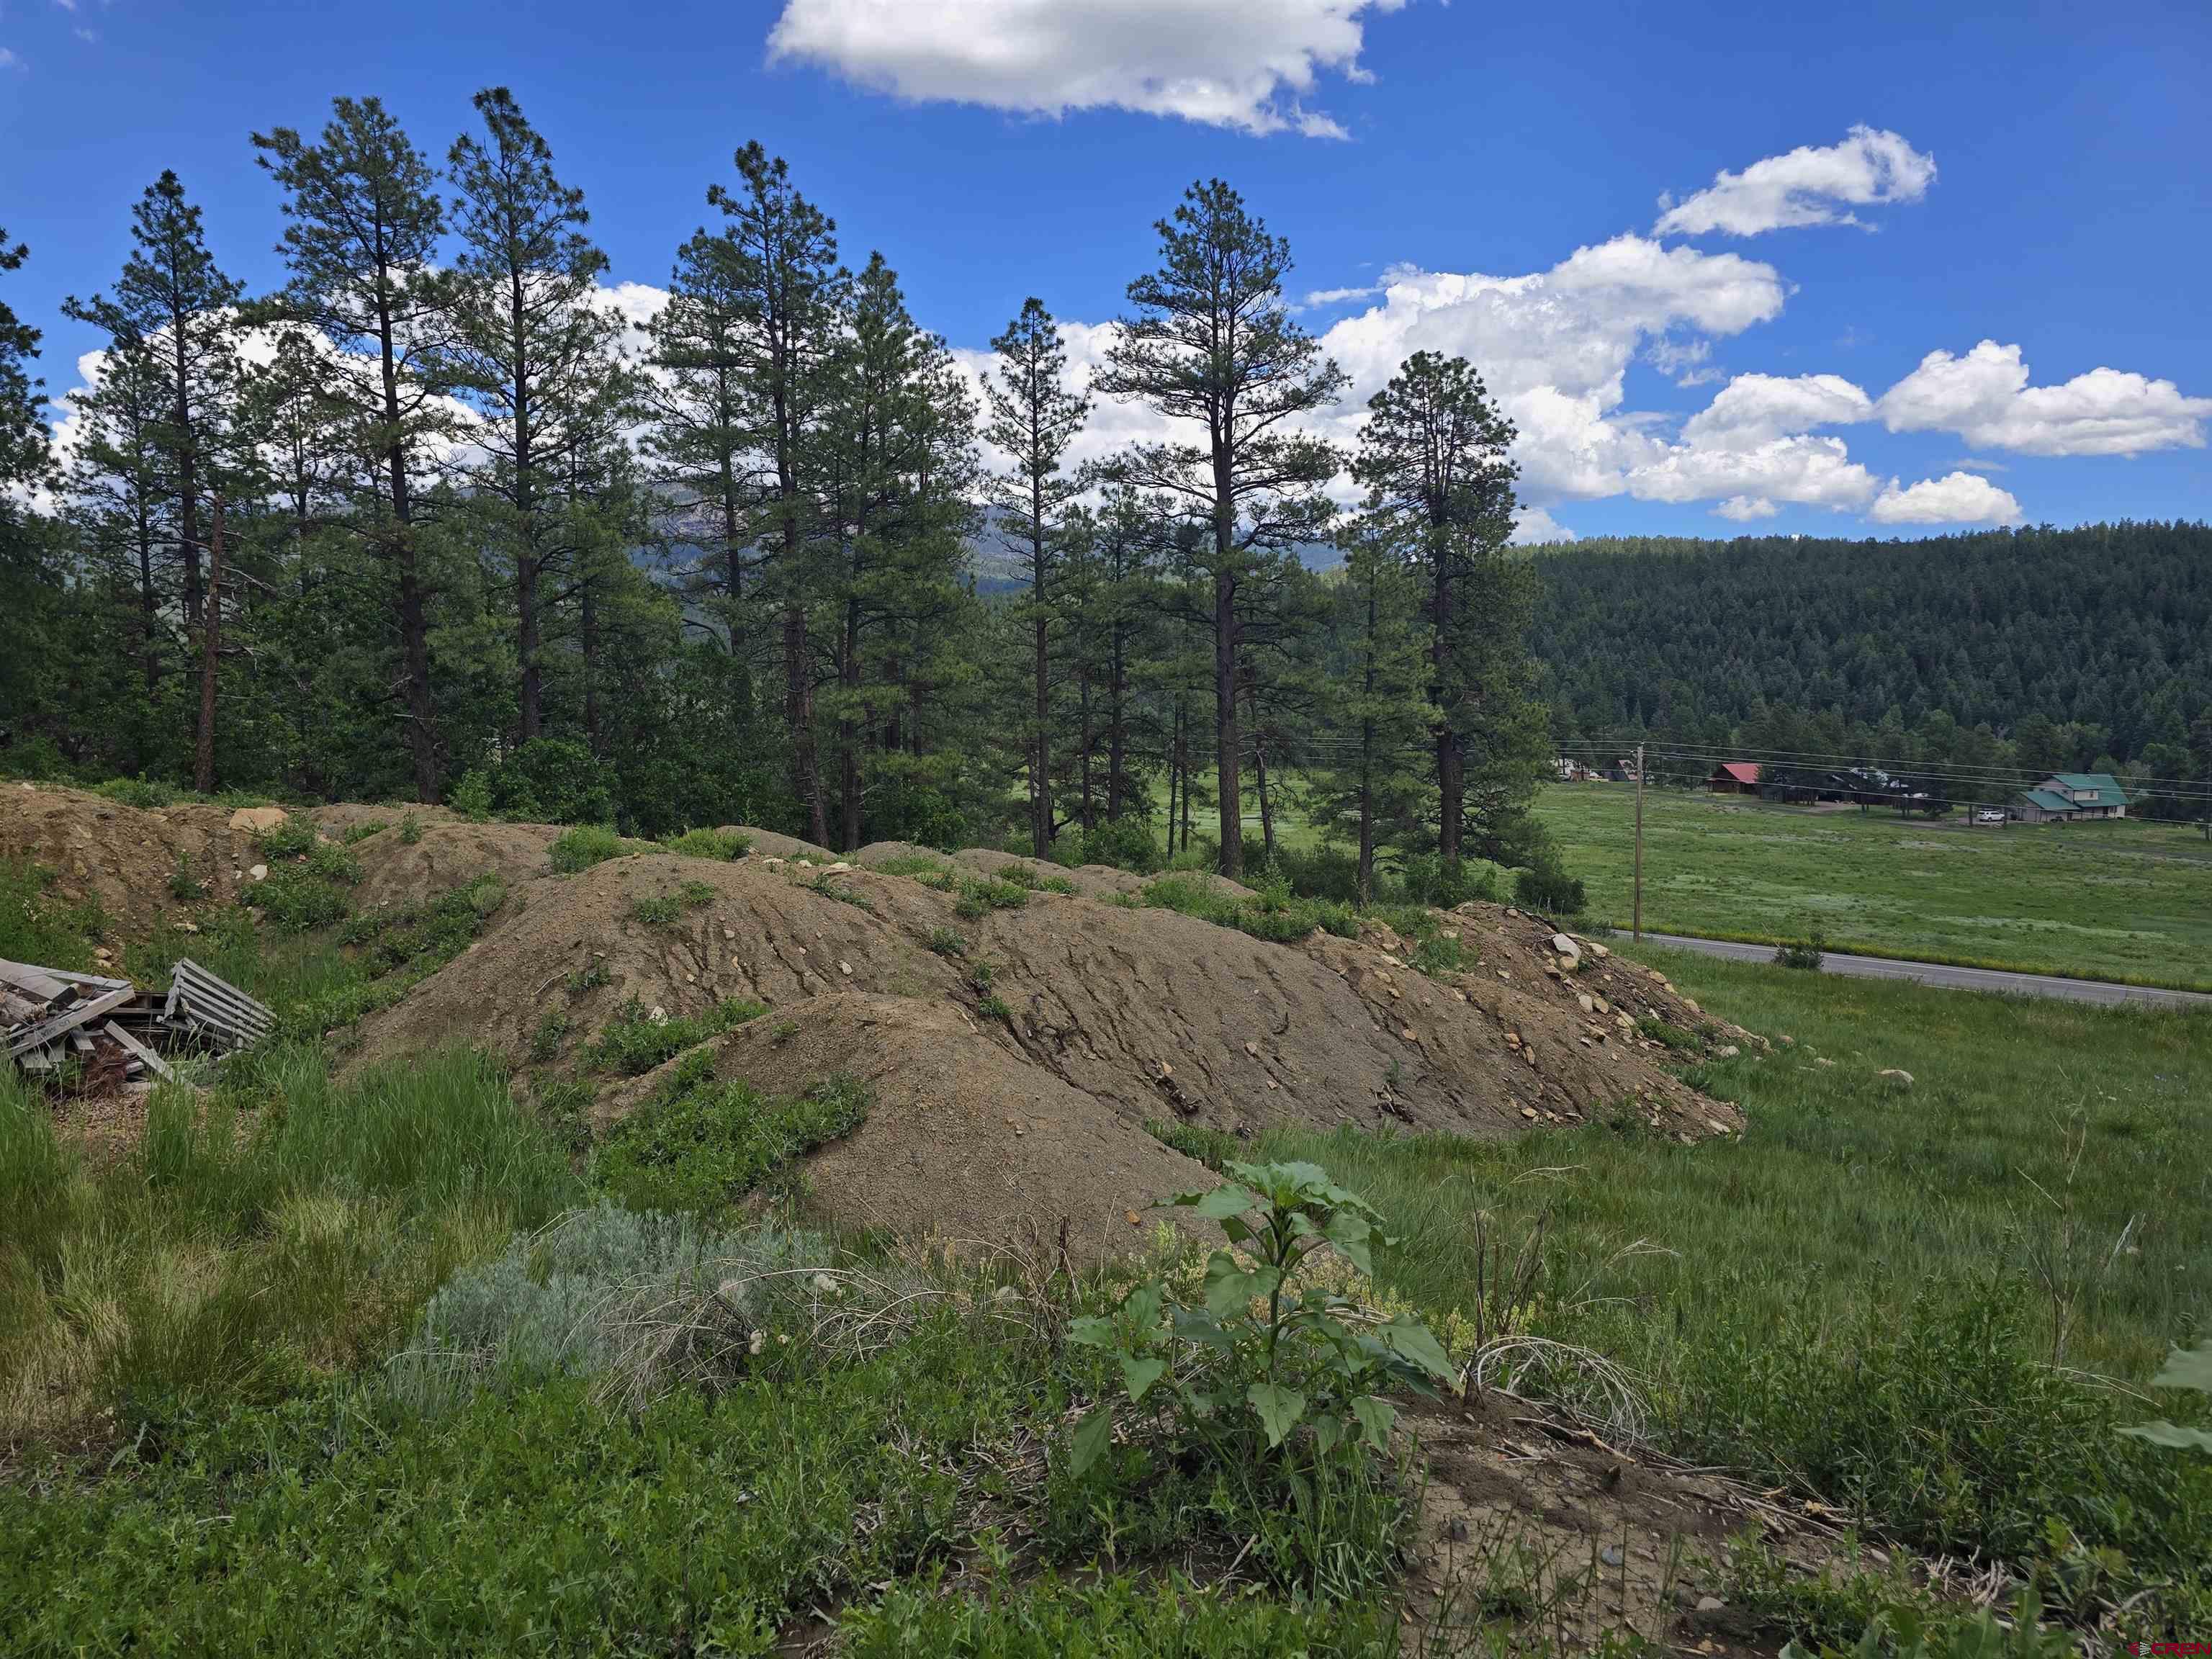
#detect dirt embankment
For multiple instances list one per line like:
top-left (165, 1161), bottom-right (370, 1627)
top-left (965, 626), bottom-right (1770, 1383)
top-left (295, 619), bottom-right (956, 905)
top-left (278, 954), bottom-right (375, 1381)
top-left (350, 846), bottom-right (1746, 1251)
top-left (4, 786), bottom-right (1750, 1255)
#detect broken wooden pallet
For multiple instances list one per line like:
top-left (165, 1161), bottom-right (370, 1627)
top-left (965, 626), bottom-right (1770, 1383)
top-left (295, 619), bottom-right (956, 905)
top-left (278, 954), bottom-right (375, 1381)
top-left (161, 958), bottom-right (274, 1052)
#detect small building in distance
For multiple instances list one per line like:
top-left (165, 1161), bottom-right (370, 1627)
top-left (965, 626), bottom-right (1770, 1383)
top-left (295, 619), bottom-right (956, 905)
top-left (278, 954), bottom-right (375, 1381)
top-left (2013, 773), bottom-right (2131, 824)
top-left (1707, 761), bottom-right (1761, 795)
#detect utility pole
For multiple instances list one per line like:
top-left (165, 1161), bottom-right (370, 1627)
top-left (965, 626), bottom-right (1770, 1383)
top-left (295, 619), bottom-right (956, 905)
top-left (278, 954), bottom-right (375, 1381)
top-left (1632, 741), bottom-right (1645, 943)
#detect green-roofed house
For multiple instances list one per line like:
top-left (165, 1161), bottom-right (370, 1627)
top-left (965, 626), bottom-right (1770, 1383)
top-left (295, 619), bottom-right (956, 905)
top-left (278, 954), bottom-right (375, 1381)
top-left (2013, 773), bottom-right (2131, 824)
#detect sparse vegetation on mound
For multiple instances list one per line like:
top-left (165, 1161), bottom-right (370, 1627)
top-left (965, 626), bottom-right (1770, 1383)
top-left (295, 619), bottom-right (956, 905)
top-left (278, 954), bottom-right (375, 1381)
top-left (5, 786), bottom-right (2206, 1651)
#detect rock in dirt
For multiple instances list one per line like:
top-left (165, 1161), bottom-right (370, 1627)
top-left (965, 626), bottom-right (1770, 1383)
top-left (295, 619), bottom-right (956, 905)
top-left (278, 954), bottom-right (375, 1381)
top-left (228, 806), bottom-right (288, 835)
top-left (1878, 1068), bottom-right (1914, 1089)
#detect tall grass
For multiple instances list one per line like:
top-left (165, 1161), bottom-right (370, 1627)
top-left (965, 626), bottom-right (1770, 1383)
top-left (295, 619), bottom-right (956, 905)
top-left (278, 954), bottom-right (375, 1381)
top-left (1, 1048), bottom-right (580, 1447)
top-left (1262, 950), bottom-right (2212, 1595)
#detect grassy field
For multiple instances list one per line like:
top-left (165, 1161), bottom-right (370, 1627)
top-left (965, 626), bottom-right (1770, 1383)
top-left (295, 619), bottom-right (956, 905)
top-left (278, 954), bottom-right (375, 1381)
top-left (1535, 783), bottom-right (2212, 990)
top-left (3, 855), bottom-right (2208, 1650)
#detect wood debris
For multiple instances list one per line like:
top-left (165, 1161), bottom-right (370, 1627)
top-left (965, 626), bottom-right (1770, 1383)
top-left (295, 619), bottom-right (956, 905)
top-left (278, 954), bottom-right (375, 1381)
top-left (3, 956), bottom-right (271, 1092)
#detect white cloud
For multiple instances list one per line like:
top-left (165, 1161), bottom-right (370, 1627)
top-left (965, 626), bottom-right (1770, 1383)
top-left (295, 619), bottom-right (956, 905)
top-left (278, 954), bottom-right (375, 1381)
top-left (1869, 471), bottom-right (2023, 526)
top-left (1510, 505), bottom-right (1575, 543)
top-left (765, 0), bottom-right (1411, 137)
top-left (1878, 339), bottom-right (2212, 457)
top-left (1296, 283), bottom-right (1382, 310)
top-left (1308, 235), bottom-right (1786, 500)
top-left (1623, 433), bottom-right (1881, 515)
top-left (1655, 125), bottom-right (1936, 238)
top-left (1714, 495), bottom-right (1779, 521)
top-left (0, 48), bottom-right (22, 71)
top-left (1680, 372), bottom-right (1873, 449)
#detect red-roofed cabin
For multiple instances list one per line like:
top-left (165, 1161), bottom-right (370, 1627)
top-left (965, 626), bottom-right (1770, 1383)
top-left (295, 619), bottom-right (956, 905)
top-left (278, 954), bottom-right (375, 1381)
top-left (1708, 761), bottom-right (1761, 795)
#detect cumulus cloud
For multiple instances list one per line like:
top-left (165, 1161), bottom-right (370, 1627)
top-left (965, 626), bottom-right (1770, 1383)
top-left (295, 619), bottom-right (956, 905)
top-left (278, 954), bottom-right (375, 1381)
top-left (1510, 505), bottom-right (1575, 543)
top-left (1679, 372), bottom-right (1873, 449)
top-left (1623, 433), bottom-right (1881, 516)
top-left (1309, 235), bottom-right (1786, 499)
top-left (1878, 339), bottom-right (2212, 457)
top-left (1655, 125), bottom-right (1936, 238)
top-left (1868, 471), bottom-right (2023, 526)
top-left (765, 0), bottom-right (1410, 137)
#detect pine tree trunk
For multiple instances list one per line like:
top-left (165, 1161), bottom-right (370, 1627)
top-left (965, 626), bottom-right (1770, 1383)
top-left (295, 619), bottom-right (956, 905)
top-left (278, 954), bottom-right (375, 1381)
top-left (1079, 669), bottom-right (1095, 833)
top-left (1432, 542), bottom-right (1461, 869)
top-left (377, 298), bottom-right (441, 804)
top-left (1030, 507), bottom-right (1051, 858)
top-left (194, 498), bottom-right (222, 794)
top-left (1166, 698), bottom-right (1182, 853)
top-left (840, 593), bottom-right (861, 852)
top-left (1213, 560), bottom-right (1242, 878)
top-left (171, 307), bottom-right (203, 631)
top-left (1107, 629), bottom-right (1127, 818)
top-left (580, 571), bottom-right (601, 752)
top-left (1247, 680), bottom-right (1275, 861)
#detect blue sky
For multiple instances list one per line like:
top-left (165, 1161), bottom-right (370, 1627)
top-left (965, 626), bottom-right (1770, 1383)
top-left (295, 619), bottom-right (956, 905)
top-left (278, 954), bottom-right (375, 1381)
top-left (4, 0), bottom-right (2208, 539)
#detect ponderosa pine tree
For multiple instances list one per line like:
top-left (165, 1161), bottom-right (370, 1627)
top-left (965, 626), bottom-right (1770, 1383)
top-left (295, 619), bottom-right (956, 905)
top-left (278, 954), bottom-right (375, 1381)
top-left (1096, 180), bottom-right (1345, 879)
top-left (253, 98), bottom-right (457, 803)
top-left (709, 141), bottom-right (845, 846)
top-left (62, 173), bottom-right (243, 634)
top-left (1349, 351), bottom-right (1519, 872)
top-left (644, 225), bottom-right (755, 655)
top-left (985, 297), bottom-right (1089, 856)
top-left (65, 333), bottom-right (174, 724)
top-left (444, 86), bottom-right (630, 745)
top-left (1311, 524), bottom-right (1437, 902)
top-left (0, 230), bottom-right (44, 493)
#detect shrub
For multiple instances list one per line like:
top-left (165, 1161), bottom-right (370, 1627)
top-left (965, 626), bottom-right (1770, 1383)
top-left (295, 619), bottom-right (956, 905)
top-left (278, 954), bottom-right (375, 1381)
top-left (549, 824), bottom-right (627, 874)
top-left (489, 737), bottom-right (613, 825)
top-left (448, 769), bottom-right (494, 822)
top-left (255, 819), bottom-right (320, 861)
top-left (1514, 863), bottom-right (1586, 917)
top-left (92, 776), bottom-right (182, 809)
top-left (953, 875), bottom-right (1029, 921)
top-left (925, 927), bottom-right (967, 958)
top-left (594, 1071), bottom-right (871, 1213)
top-left (1140, 873), bottom-right (1355, 946)
top-left (0, 859), bottom-right (103, 971)
top-left (169, 852), bottom-right (202, 905)
top-left (588, 996), bottom-right (765, 1076)
top-left (253, 865), bottom-right (352, 932)
top-left (1636, 1013), bottom-right (1699, 1052)
top-left (397, 812), bottom-right (423, 846)
top-left (661, 827), bottom-right (752, 861)
top-left (1775, 930), bottom-right (1827, 971)
top-left (1071, 814), bottom-right (1162, 876)
top-left (342, 819), bottom-right (387, 845)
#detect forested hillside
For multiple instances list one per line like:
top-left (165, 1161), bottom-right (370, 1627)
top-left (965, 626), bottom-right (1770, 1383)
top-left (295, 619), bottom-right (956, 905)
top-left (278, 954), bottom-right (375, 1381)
top-left (1532, 521), bottom-right (2212, 803)
top-left (0, 104), bottom-right (1543, 891)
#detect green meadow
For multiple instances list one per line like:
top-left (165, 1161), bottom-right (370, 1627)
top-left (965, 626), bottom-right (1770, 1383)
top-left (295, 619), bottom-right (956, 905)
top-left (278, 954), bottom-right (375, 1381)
top-left (1534, 783), bottom-right (2212, 990)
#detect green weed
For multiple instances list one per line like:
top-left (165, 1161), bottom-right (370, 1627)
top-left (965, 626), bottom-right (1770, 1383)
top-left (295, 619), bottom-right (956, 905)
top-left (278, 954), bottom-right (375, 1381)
top-left (588, 997), bottom-right (765, 1076)
top-left (595, 1071), bottom-right (870, 1213)
top-left (661, 827), bottom-right (752, 861)
top-left (548, 824), bottom-right (628, 874)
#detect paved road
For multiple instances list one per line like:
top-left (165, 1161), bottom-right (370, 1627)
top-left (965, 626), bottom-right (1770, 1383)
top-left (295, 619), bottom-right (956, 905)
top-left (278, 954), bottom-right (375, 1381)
top-left (1630, 932), bottom-right (2212, 1010)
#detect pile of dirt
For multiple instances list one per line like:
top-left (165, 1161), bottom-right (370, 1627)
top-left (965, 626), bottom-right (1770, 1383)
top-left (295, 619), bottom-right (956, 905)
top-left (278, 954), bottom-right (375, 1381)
top-left (3, 786), bottom-right (1753, 1255)
top-left (349, 847), bottom-right (1748, 1252)
top-left (1402, 1393), bottom-right (1841, 1655)
top-left (2, 782), bottom-right (272, 937)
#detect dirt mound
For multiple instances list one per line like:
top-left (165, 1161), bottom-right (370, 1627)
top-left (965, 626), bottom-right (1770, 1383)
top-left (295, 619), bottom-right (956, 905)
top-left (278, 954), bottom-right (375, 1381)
top-left (719, 825), bottom-right (837, 863)
top-left (1, 783), bottom-right (261, 938)
top-left (350, 847), bottom-right (1746, 1247)
top-left (850, 842), bottom-right (1247, 904)
top-left (337, 819), bottom-right (562, 914)
top-left (605, 992), bottom-right (1215, 1258)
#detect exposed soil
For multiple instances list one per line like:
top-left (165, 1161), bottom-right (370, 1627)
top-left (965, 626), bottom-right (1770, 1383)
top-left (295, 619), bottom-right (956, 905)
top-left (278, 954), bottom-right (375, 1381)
top-left (1, 781), bottom-right (260, 936)
top-left (1402, 1393), bottom-right (1840, 1657)
top-left (348, 845), bottom-right (1747, 1251)
top-left (5, 785), bottom-right (1753, 1258)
